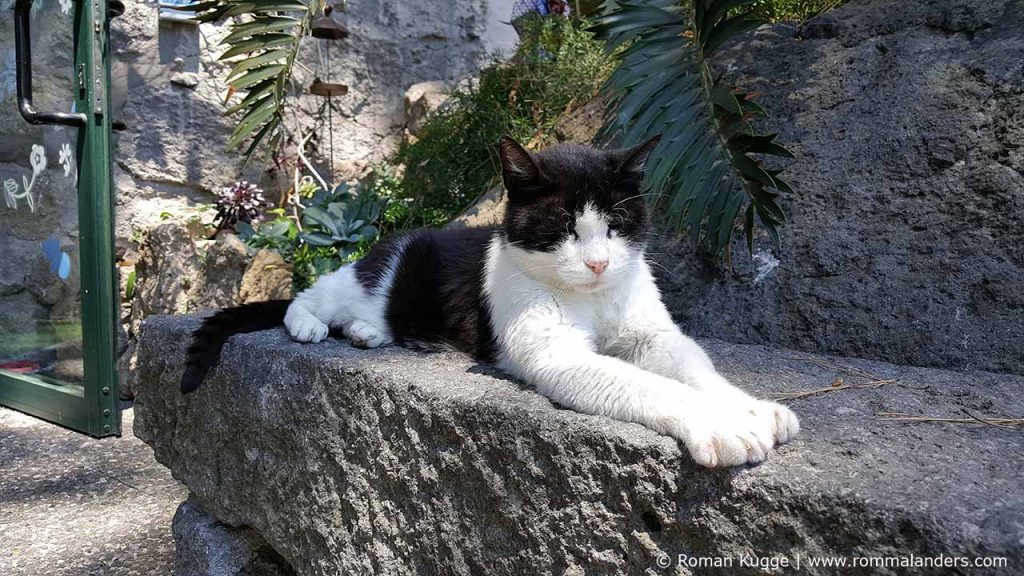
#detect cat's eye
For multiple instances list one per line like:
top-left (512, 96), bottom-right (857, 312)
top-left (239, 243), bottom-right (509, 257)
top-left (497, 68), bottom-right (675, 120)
top-left (572, 230), bottom-right (579, 240)
top-left (606, 229), bottom-right (614, 238)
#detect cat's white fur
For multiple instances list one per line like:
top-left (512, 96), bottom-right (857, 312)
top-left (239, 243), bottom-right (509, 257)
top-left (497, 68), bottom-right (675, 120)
top-left (284, 205), bottom-right (798, 467)
top-left (284, 237), bottom-right (406, 348)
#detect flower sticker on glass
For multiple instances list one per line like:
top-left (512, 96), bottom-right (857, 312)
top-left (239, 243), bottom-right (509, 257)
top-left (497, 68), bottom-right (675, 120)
top-left (58, 0), bottom-right (71, 14)
top-left (59, 143), bottom-right (74, 178)
top-left (29, 144), bottom-right (47, 175)
top-left (5, 144), bottom-right (47, 212)
top-left (2, 179), bottom-right (20, 210)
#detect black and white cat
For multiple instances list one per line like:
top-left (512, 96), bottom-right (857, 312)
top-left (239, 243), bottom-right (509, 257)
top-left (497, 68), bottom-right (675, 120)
top-left (182, 136), bottom-right (799, 468)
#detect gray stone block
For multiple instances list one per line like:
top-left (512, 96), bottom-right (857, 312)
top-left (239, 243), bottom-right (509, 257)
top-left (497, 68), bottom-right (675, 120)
top-left (135, 315), bottom-right (1024, 575)
top-left (655, 0), bottom-right (1024, 375)
top-left (173, 496), bottom-right (294, 576)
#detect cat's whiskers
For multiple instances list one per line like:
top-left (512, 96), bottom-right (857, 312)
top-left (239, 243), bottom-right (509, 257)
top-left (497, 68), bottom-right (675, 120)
top-left (610, 191), bottom-right (667, 209)
top-left (644, 257), bottom-right (674, 277)
top-left (504, 263), bottom-right (562, 283)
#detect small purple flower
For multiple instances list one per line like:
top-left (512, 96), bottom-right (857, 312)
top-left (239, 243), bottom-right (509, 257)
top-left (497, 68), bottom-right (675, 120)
top-left (214, 180), bottom-right (268, 230)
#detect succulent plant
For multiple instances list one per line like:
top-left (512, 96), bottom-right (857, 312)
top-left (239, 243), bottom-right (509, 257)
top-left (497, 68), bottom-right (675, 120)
top-left (214, 180), bottom-right (268, 232)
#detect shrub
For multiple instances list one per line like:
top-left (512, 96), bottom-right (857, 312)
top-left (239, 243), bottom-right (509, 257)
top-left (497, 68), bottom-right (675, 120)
top-left (392, 15), bottom-right (617, 229)
top-left (748, 0), bottom-right (846, 22)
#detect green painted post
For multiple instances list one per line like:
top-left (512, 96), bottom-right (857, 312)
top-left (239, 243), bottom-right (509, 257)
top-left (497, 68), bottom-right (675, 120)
top-left (76, 0), bottom-right (120, 437)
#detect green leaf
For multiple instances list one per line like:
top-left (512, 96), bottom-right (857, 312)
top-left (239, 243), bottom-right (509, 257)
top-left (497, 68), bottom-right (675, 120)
top-left (178, 1), bottom-right (220, 13)
top-left (222, 16), bottom-right (300, 44)
top-left (300, 232), bottom-right (336, 247)
top-left (267, 218), bottom-right (292, 237)
top-left (599, 0), bottom-right (792, 255)
top-left (222, 3), bottom-right (258, 18)
top-left (728, 133), bottom-right (795, 157)
top-left (230, 64), bottom-right (286, 90)
top-left (702, 0), bottom-right (759, 32)
top-left (226, 49), bottom-right (290, 83)
top-left (227, 96), bottom-right (278, 149)
top-left (732, 153), bottom-right (775, 185)
top-left (225, 78), bottom-right (276, 115)
top-left (219, 33), bottom-right (295, 60)
top-left (241, 116), bottom-right (280, 164)
top-left (703, 14), bottom-right (761, 55)
top-left (249, 0), bottom-right (308, 13)
top-left (709, 85), bottom-right (742, 114)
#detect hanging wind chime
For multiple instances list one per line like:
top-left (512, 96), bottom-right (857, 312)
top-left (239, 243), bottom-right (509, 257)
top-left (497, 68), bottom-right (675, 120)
top-left (309, 3), bottom-right (350, 182)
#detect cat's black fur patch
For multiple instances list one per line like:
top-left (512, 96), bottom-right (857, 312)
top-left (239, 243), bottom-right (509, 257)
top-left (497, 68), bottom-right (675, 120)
top-left (384, 227), bottom-right (498, 362)
top-left (353, 235), bottom-right (401, 293)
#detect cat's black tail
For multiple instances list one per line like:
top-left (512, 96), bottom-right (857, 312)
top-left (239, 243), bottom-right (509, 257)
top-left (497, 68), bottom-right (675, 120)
top-left (180, 299), bottom-right (291, 394)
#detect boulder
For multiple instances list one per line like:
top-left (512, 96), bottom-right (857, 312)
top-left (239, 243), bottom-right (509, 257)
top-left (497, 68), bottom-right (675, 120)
top-left (135, 315), bottom-right (1024, 575)
top-left (403, 81), bottom-right (452, 137)
top-left (446, 186), bottom-right (506, 229)
top-left (239, 250), bottom-right (294, 304)
top-left (190, 234), bottom-right (254, 312)
top-left (654, 0), bottom-right (1024, 375)
top-left (173, 497), bottom-right (294, 576)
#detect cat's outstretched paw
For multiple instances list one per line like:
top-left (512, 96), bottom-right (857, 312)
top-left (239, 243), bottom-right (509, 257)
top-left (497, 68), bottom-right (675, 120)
top-left (345, 320), bottom-right (388, 349)
top-left (287, 316), bottom-right (329, 343)
top-left (757, 400), bottom-right (800, 444)
top-left (683, 408), bottom-right (776, 468)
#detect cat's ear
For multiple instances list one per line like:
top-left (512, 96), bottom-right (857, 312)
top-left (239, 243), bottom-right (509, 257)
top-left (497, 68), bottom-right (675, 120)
top-left (614, 135), bottom-right (662, 177)
top-left (499, 135), bottom-right (540, 191)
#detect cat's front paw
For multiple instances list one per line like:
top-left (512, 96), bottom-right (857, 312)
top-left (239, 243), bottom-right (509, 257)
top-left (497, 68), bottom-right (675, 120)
top-left (755, 400), bottom-right (800, 444)
top-left (682, 407), bottom-right (776, 468)
top-left (343, 320), bottom-right (389, 349)
top-left (287, 316), bottom-right (329, 343)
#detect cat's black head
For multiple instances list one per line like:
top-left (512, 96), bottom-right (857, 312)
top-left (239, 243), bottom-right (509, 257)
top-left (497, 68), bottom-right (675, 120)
top-left (498, 136), bottom-right (660, 291)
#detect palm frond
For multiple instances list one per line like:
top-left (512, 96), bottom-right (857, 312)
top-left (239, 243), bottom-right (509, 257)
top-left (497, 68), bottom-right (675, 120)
top-left (179, 0), bottom-right (324, 164)
top-left (594, 0), bottom-right (793, 256)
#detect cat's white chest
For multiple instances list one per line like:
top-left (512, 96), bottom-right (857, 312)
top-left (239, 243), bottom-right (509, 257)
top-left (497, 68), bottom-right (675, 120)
top-left (552, 285), bottom-right (632, 347)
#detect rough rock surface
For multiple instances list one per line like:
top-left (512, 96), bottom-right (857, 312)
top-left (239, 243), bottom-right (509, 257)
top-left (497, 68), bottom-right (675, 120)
top-left (239, 250), bottom-right (293, 304)
top-left (654, 0), bottom-right (1024, 375)
top-left (173, 497), bottom-right (294, 576)
top-left (404, 81), bottom-right (452, 137)
top-left (135, 315), bottom-right (1024, 575)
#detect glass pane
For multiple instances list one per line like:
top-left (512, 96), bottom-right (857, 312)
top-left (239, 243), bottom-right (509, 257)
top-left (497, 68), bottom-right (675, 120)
top-left (0, 0), bottom-right (84, 386)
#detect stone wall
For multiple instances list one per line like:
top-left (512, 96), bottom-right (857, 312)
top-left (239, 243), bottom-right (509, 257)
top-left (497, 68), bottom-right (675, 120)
top-left (110, 0), bottom-right (516, 244)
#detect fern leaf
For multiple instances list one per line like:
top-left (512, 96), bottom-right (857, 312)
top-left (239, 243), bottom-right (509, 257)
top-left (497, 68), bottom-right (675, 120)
top-left (594, 0), bottom-right (793, 256)
top-left (174, 0), bottom-right (324, 163)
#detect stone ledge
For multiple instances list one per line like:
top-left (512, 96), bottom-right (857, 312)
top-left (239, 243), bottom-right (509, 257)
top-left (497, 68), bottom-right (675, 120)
top-left (134, 315), bottom-right (1024, 575)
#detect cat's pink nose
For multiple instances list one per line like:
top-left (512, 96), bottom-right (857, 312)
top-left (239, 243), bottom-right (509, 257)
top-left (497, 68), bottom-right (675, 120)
top-left (585, 260), bottom-right (608, 275)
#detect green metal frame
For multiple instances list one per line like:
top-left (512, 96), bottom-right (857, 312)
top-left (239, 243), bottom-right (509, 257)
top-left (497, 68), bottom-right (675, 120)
top-left (0, 0), bottom-right (120, 437)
